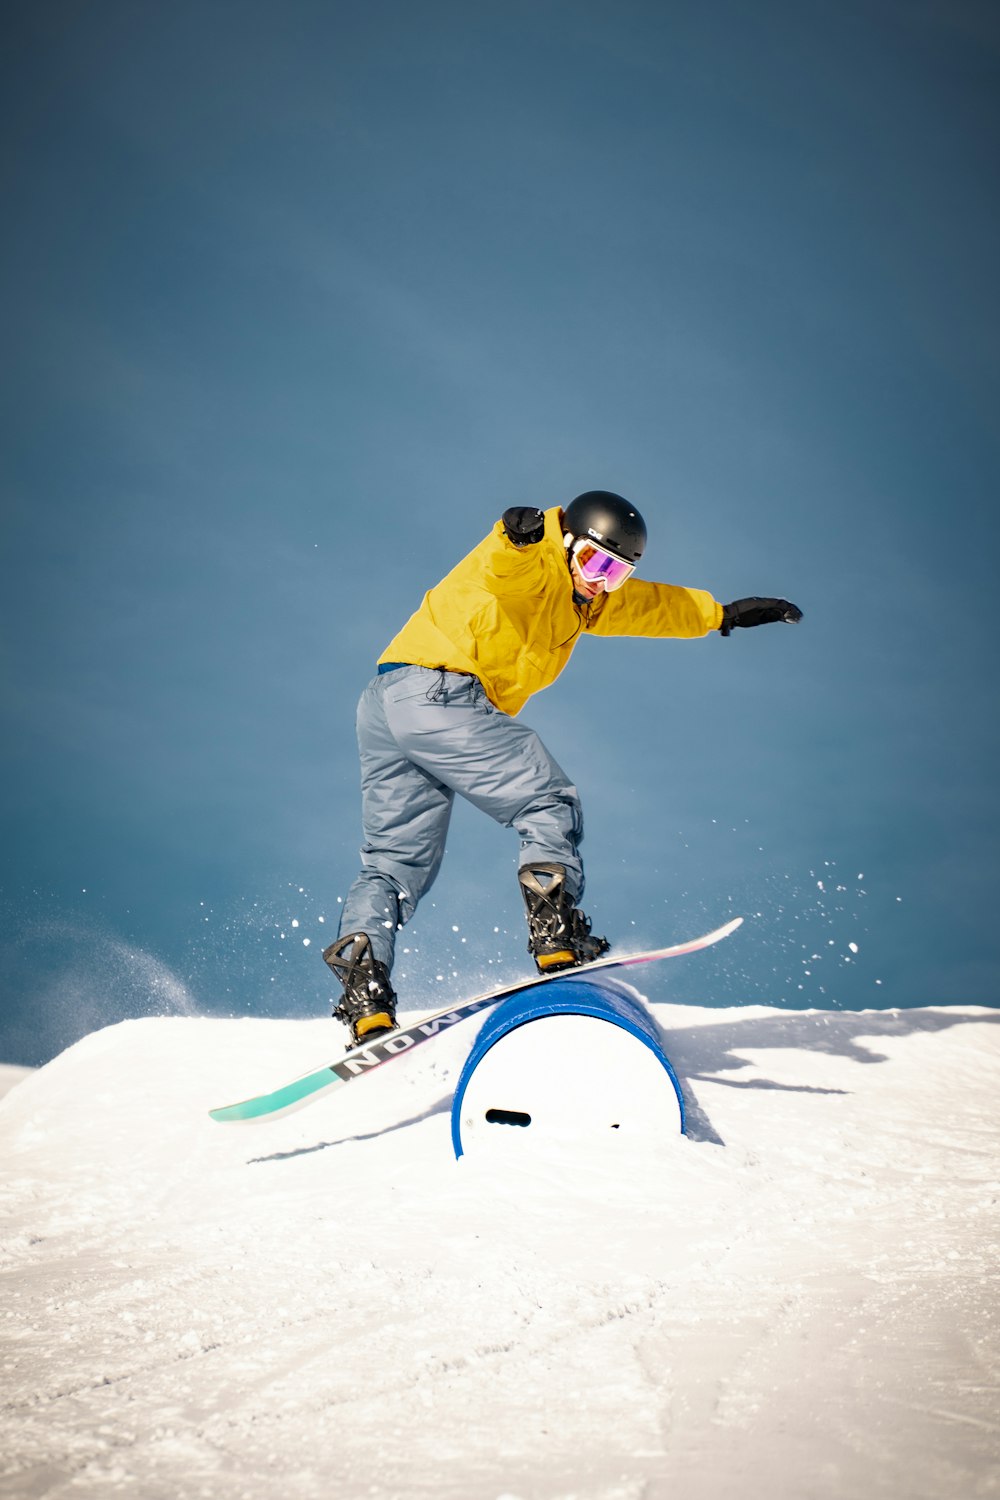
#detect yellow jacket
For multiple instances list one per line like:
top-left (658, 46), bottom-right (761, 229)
top-left (379, 506), bottom-right (723, 716)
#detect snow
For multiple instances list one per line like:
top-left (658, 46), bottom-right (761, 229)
top-left (0, 1064), bottom-right (32, 1103)
top-left (2, 996), bottom-right (999, 1499)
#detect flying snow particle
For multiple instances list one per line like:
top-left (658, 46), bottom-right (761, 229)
top-left (302, 938), bottom-right (311, 947)
top-left (849, 941), bottom-right (859, 954)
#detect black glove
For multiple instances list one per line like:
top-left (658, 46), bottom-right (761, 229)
top-left (720, 597), bottom-right (803, 636)
top-left (502, 506), bottom-right (545, 547)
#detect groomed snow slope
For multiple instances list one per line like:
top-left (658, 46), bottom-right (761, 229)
top-left (2, 999), bottom-right (999, 1500)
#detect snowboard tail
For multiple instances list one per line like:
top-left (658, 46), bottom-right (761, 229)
top-left (208, 916), bottom-right (743, 1124)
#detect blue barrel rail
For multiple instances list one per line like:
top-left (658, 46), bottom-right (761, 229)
top-left (450, 972), bottom-right (686, 1158)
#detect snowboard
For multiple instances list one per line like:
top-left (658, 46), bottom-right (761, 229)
top-left (208, 915), bottom-right (742, 1124)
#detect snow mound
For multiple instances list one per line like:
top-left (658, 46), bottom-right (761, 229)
top-left (0, 1062), bottom-right (32, 1102)
top-left (2, 1002), bottom-right (999, 1500)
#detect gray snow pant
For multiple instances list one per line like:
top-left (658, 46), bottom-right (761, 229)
top-left (338, 666), bottom-right (585, 970)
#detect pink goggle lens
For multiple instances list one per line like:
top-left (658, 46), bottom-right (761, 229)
top-left (573, 540), bottom-right (635, 590)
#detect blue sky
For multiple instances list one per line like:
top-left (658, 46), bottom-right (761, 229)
top-left (2, 0), bottom-right (998, 1066)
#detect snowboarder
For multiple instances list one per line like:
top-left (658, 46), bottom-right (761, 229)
top-left (324, 491), bottom-right (801, 1043)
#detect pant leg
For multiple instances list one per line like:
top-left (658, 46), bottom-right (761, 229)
top-left (381, 668), bottom-right (586, 898)
top-left (338, 674), bottom-right (455, 969)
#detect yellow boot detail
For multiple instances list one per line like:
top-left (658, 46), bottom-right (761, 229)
top-left (536, 949), bottom-right (576, 970)
top-left (356, 1011), bottom-right (395, 1039)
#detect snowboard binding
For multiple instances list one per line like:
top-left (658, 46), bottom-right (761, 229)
top-left (323, 932), bottom-right (398, 1046)
top-left (518, 862), bottom-right (610, 973)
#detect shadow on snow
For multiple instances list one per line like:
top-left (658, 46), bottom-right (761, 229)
top-left (662, 1006), bottom-right (1000, 1145)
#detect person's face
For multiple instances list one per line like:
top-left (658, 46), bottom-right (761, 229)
top-left (569, 554), bottom-right (606, 600)
top-left (568, 538), bottom-right (636, 600)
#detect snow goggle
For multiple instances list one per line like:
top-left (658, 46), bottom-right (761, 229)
top-left (571, 538), bottom-right (636, 591)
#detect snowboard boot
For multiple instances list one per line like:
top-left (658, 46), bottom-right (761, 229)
top-left (323, 932), bottom-right (398, 1045)
top-left (518, 862), bottom-right (610, 973)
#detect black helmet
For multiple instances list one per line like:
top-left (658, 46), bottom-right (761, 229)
top-left (562, 491), bottom-right (647, 563)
